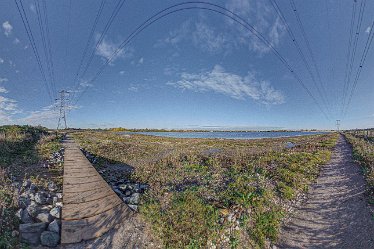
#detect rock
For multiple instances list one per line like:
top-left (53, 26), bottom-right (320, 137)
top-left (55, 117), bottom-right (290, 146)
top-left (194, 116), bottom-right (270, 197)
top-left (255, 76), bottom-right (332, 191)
top-left (27, 203), bottom-right (39, 217)
top-left (36, 212), bottom-right (53, 223)
top-left (18, 196), bottom-right (31, 209)
top-left (128, 204), bottom-right (138, 212)
top-left (40, 231), bottom-right (60, 247)
top-left (50, 207), bottom-right (61, 219)
top-left (124, 190), bottom-right (132, 196)
top-left (48, 182), bottom-right (57, 192)
top-left (128, 193), bottom-right (140, 205)
top-left (19, 222), bottom-right (47, 245)
top-left (16, 209), bottom-right (23, 220)
top-left (35, 192), bottom-right (47, 205)
top-left (55, 202), bottom-right (63, 207)
top-left (45, 197), bottom-right (53, 205)
top-left (18, 208), bottom-right (34, 223)
top-left (53, 197), bottom-right (58, 206)
top-left (118, 184), bottom-right (127, 191)
top-left (47, 220), bottom-right (60, 233)
top-left (11, 230), bottom-right (19, 237)
top-left (29, 184), bottom-right (38, 193)
top-left (22, 179), bottom-right (31, 189)
top-left (29, 193), bottom-right (35, 201)
top-left (55, 193), bottom-right (63, 199)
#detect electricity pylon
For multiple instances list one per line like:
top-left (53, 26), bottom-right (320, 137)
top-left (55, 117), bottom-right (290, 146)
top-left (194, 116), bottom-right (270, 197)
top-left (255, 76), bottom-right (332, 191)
top-left (336, 120), bottom-right (341, 132)
top-left (56, 90), bottom-right (70, 130)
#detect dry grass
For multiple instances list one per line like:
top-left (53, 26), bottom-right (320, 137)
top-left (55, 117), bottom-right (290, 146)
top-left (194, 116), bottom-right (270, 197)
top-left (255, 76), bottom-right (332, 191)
top-left (73, 130), bottom-right (338, 248)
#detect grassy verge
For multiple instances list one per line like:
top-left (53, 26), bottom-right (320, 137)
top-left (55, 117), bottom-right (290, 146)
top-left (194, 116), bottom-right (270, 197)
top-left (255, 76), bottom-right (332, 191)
top-left (344, 132), bottom-right (374, 202)
top-left (0, 125), bottom-right (62, 249)
top-left (73, 131), bottom-right (337, 248)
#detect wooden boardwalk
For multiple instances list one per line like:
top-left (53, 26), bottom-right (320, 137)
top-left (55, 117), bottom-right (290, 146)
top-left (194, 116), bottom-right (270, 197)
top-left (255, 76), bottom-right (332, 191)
top-left (61, 136), bottom-right (130, 244)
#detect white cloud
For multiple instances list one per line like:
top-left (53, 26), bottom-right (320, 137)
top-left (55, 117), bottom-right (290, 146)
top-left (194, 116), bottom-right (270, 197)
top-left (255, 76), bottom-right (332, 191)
top-left (0, 95), bottom-right (20, 124)
top-left (226, 0), bottom-right (286, 54)
top-left (0, 78), bottom-right (8, 83)
top-left (0, 87), bottom-right (8, 93)
top-left (13, 38), bottom-right (20, 44)
top-left (366, 26), bottom-right (371, 34)
top-left (160, 1), bottom-right (285, 55)
top-left (192, 22), bottom-right (229, 53)
top-left (0, 58), bottom-right (4, 63)
top-left (128, 86), bottom-right (138, 92)
top-left (167, 65), bottom-right (285, 105)
top-left (138, 57), bottom-right (144, 64)
top-left (2, 21), bottom-right (13, 37)
top-left (95, 37), bottom-right (134, 63)
top-left (119, 70), bottom-right (125, 75)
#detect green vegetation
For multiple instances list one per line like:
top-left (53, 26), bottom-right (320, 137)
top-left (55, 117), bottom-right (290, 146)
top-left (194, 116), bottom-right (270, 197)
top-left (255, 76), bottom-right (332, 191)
top-left (345, 131), bottom-right (374, 201)
top-left (73, 130), bottom-right (338, 248)
top-left (0, 125), bottom-right (62, 249)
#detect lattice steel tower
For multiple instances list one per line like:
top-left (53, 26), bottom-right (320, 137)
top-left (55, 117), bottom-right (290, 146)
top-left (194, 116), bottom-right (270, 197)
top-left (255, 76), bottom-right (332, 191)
top-left (56, 90), bottom-right (69, 130)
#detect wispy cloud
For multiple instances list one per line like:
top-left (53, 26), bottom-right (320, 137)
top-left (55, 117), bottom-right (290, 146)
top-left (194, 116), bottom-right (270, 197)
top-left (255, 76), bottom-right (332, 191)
top-left (226, 0), bottom-right (286, 54)
top-left (13, 38), bottom-right (20, 44)
top-left (0, 87), bottom-right (8, 93)
top-left (0, 78), bottom-right (8, 83)
top-left (95, 37), bottom-right (134, 64)
top-left (167, 65), bottom-right (285, 105)
top-left (0, 58), bottom-right (4, 64)
top-left (366, 26), bottom-right (371, 34)
top-left (2, 21), bottom-right (13, 37)
top-left (159, 1), bottom-right (285, 55)
top-left (0, 94), bottom-right (20, 124)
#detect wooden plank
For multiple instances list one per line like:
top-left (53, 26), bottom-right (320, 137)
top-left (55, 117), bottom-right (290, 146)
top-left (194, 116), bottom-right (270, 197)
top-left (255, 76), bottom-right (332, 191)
top-left (63, 186), bottom-right (113, 204)
top-left (62, 193), bottom-right (122, 220)
top-left (63, 175), bottom-right (103, 185)
top-left (61, 135), bottom-right (131, 244)
top-left (61, 203), bottom-right (130, 244)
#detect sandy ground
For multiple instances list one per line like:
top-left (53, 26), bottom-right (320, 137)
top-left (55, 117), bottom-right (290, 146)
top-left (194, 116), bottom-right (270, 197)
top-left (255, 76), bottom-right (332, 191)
top-left (277, 135), bottom-right (374, 248)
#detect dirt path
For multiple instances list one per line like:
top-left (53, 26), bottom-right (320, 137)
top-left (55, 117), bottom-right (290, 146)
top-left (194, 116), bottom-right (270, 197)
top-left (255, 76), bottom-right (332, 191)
top-left (277, 134), bottom-right (374, 249)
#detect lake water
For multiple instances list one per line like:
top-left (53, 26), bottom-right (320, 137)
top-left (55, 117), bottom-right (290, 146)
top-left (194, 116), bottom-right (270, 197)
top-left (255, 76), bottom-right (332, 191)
top-left (122, 131), bottom-right (328, 140)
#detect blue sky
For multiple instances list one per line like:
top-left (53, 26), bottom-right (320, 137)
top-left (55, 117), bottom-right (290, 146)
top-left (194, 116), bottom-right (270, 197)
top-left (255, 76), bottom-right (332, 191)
top-left (0, 0), bottom-right (373, 130)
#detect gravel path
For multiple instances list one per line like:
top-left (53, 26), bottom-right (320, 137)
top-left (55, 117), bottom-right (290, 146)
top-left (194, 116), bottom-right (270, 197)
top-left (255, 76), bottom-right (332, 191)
top-left (277, 134), bottom-right (374, 248)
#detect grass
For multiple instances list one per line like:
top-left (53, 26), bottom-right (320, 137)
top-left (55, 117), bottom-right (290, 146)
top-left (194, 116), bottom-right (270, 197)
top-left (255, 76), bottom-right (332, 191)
top-left (344, 131), bottom-right (374, 201)
top-left (73, 130), bottom-right (338, 248)
top-left (0, 125), bottom-right (63, 249)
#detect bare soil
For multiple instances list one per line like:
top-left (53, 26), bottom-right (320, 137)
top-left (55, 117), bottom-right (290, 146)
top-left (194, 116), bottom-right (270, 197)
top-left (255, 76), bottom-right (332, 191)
top-left (277, 135), bottom-right (374, 248)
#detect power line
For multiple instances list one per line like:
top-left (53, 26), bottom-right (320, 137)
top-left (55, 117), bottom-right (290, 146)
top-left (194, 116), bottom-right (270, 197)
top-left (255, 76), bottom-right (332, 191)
top-left (342, 0), bottom-right (366, 116)
top-left (14, 0), bottom-right (54, 103)
top-left (76, 0), bottom-right (126, 85)
top-left (289, 0), bottom-right (332, 118)
top-left (269, 0), bottom-right (332, 120)
top-left (71, 0), bottom-right (107, 95)
top-left (343, 19), bottom-right (374, 117)
top-left (34, 0), bottom-right (56, 99)
top-left (72, 2), bottom-right (331, 121)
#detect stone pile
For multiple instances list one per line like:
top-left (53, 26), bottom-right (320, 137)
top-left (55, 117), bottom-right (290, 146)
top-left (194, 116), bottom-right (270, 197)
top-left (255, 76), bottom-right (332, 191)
top-left (112, 182), bottom-right (149, 211)
top-left (80, 148), bottom-right (98, 164)
top-left (17, 179), bottom-right (62, 247)
top-left (43, 148), bottom-right (64, 169)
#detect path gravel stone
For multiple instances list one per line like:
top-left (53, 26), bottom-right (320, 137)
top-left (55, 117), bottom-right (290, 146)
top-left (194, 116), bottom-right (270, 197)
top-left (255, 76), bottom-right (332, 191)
top-left (277, 135), bottom-right (374, 248)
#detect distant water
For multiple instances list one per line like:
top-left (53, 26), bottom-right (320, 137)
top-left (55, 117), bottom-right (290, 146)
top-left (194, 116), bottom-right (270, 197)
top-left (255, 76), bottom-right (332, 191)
top-left (121, 131), bottom-right (327, 140)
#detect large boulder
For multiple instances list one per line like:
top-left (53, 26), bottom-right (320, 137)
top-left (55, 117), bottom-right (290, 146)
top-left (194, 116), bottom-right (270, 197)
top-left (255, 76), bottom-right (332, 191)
top-left (19, 222), bottom-right (47, 245)
top-left (40, 231), bottom-right (60, 247)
